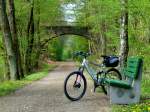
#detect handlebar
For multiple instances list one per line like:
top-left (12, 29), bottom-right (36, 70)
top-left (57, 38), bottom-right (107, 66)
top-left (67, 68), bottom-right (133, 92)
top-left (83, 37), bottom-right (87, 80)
top-left (73, 51), bottom-right (91, 58)
top-left (74, 52), bottom-right (119, 61)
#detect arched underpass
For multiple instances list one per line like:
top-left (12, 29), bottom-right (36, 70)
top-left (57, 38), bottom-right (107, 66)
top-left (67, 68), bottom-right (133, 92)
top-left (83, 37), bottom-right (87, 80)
top-left (40, 25), bottom-right (92, 47)
top-left (45, 25), bottom-right (91, 39)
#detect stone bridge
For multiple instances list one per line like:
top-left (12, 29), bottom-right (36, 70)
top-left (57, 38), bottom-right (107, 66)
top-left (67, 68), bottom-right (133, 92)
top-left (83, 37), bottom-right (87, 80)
top-left (45, 25), bottom-right (91, 39)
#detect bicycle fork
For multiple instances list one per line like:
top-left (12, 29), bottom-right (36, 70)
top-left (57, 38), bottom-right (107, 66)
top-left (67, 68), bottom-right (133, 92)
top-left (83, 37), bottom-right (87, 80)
top-left (74, 70), bottom-right (83, 88)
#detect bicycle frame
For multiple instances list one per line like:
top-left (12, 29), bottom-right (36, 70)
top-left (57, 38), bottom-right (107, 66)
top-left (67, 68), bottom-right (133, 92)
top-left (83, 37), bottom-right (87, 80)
top-left (80, 58), bottom-right (106, 83)
top-left (64, 52), bottom-right (122, 101)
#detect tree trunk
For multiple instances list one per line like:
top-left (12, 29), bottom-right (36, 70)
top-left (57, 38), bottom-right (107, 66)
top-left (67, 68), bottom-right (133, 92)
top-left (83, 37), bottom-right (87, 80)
top-left (3, 54), bottom-right (10, 80)
top-left (1, 40), bottom-right (10, 80)
top-left (0, 0), bottom-right (18, 80)
top-left (34, 0), bottom-right (41, 69)
top-left (101, 22), bottom-right (107, 55)
top-left (1, 34), bottom-right (10, 80)
top-left (25, 0), bottom-right (35, 73)
top-left (119, 0), bottom-right (129, 68)
top-left (8, 0), bottom-right (24, 79)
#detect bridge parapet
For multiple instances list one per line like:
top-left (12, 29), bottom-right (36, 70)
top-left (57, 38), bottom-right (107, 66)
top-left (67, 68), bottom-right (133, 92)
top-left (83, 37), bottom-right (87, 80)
top-left (44, 25), bottom-right (91, 39)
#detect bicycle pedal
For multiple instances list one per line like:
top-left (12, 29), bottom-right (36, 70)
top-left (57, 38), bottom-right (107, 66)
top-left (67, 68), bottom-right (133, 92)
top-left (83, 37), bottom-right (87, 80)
top-left (91, 88), bottom-right (96, 93)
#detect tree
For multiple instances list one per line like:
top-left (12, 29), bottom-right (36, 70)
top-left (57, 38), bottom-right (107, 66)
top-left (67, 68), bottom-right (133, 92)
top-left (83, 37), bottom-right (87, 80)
top-left (33, 0), bottom-right (41, 68)
top-left (0, 0), bottom-right (18, 80)
top-left (25, 0), bottom-right (35, 73)
top-left (8, 0), bottom-right (24, 79)
top-left (119, 0), bottom-right (129, 68)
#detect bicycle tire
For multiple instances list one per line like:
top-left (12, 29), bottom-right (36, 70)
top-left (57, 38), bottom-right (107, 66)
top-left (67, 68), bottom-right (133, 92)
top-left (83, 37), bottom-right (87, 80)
top-left (64, 71), bottom-right (87, 101)
top-left (101, 68), bottom-right (122, 95)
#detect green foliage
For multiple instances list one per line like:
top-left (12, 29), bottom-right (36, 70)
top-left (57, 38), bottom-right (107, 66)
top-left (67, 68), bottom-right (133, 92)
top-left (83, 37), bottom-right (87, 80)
top-left (36, 0), bottom-right (62, 25)
top-left (0, 0), bottom-right (150, 111)
top-left (48, 35), bottom-right (88, 61)
top-left (12, 0), bottom-right (62, 74)
top-left (62, 35), bottom-right (89, 60)
top-left (15, 0), bottom-right (61, 27)
top-left (48, 37), bottom-right (65, 61)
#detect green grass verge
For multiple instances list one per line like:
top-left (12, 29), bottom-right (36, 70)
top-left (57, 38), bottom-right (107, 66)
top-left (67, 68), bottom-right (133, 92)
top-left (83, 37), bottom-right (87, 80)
top-left (0, 63), bottom-right (57, 96)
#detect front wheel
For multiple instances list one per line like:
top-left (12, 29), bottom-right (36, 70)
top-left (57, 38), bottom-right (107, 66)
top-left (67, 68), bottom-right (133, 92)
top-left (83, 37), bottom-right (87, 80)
top-left (101, 68), bottom-right (122, 95)
top-left (64, 71), bottom-right (87, 101)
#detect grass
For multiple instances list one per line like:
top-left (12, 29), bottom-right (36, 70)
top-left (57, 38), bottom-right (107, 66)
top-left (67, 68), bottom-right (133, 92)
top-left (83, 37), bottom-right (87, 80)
top-left (0, 81), bottom-right (28, 96)
top-left (0, 63), bottom-right (57, 96)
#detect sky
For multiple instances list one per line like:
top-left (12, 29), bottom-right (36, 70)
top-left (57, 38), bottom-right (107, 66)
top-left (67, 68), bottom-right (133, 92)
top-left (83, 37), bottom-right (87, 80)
top-left (62, 3), bottom-right (76, 23)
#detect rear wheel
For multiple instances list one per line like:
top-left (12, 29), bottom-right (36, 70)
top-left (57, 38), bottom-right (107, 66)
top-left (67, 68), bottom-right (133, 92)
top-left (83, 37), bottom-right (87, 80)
top-left (101, 68), bottom-right (122, 95)
top-left (64, 71), bottom-right (87, 101)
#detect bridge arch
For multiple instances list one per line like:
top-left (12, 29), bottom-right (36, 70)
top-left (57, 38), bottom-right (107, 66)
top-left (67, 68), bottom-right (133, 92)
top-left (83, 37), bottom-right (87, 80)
top-left (41, 25), bottom-right (92, 47)
top-left (45, 25), bottom-right (91, 39)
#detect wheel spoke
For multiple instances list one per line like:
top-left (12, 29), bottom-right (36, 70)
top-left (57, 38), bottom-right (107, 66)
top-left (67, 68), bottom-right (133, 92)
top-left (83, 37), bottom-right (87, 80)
top-left (64, 71), bottom-right (87, 101)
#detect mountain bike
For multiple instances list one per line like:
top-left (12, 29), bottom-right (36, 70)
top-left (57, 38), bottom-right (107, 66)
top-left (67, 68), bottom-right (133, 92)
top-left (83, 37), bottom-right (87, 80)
top-left (64, 51), bottom-right (122, 101)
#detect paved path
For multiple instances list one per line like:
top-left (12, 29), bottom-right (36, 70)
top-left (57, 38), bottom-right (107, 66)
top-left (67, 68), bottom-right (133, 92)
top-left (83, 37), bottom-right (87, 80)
top-left (0, 62), bottom-right (110, 112)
